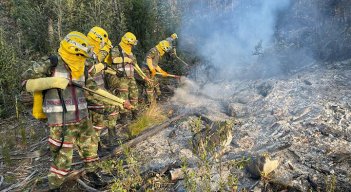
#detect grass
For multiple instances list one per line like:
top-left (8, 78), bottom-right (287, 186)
top-left (128, 103), bottom-right (167, 137)
top-left (325, 174), bottom-right (336, 192)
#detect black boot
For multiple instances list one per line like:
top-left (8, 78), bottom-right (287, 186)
top-left (82, 171), bottom-right (107, 188)
top-left (108, 127), bottom-right (116, 146)
top-left (49, 188), bottom-right (61, 192)
top-left (132, 110), bottom-right (141, 120)
top-left (118, 113), bottom-right (131, 124)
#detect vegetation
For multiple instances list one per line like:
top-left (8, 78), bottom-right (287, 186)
top-left (1, 0), bottom-right (351, 117)
top-left (128, 103), bottom-right (167, 137)
top-left (0, 29), bottom-right (20, 117)
top-left (1, 1), bottom-right (351, 191)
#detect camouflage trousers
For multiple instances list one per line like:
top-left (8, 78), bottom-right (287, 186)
top-left (90, 108), bottom-right (120, 147)
top-left (106, 74), bottom-right (139, 120)
top-left (48, 118), bottom-right (99, 189)
top-left (142, 68), bottom-right (161, 104)
top-left (106, 75), bottom-right (138, 104)
top-left (90, 110), bottom-right (104, 139)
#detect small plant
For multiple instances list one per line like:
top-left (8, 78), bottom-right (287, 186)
top-left (20, 126), bottom-right (27, 146)
top-left (100, 147), bottom-right (143, 191)
top-left (128, 103), bottom-right (166, 136)
top-left (229, 157), bottom-right (251, 170)
top-left (30, 126), bottom-right (37, 141)
top-left (110, 180), bottom-right (127, 192)
top-left (227, 174), bottom-right (239, 191)
top-left (325, 174), bottom-right (336, 192)
top-left (0, 130), bottom-right (16, 165)
top-left (4, 174), bottom-right (16, 183)
top-left (181, 157), bottom-right (197, 192)
top-left (1, 143), bottom-right (12, 165)
top-left (189, 116), bottom-right (202, 133)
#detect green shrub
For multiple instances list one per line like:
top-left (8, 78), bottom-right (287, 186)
top-left (0, 29), bottom-right (20, 118)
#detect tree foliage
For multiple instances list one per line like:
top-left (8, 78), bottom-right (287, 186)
top-left (0, 28), bottom-right (20, 117)
top-left (1, 0), bottom-right (351, 117)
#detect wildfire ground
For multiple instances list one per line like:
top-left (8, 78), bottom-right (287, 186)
top-left (0, 61), bottom-right (351, 191)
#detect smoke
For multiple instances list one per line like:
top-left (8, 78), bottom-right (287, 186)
top-left (172, 0), bottom-right (311, 111)
top-left (173, 0), bottom-right (351, 112)
top-left (179, 0), bottom-right (292, 80)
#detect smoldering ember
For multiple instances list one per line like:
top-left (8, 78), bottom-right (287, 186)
top-left (0, 0), bottom-right (351, 192)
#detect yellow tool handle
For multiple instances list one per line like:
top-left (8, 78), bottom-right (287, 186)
top-left (155, 72), bottom-right (180, 78)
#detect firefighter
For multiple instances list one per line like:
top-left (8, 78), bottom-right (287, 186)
top-left (21, 31), bottom-right (131, 191)
top-left (105, 32), bottom-right (149, 124)
top-left (165, 33), bottom-right (178, 57)
top-left (142, 40), bottom-right (177, 104)
top-left (85, 26), bottom-right (118, 146)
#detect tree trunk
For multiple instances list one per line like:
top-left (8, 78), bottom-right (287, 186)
top-left (48, 17), bottom-right (54, 53)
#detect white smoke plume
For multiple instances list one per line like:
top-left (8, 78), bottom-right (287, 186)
top-left (173, 0), bottom-right (295, 110)
top-left (173, 0), bottom-right (348, 111)
top-left (179, 0), bottom-right (293, 80)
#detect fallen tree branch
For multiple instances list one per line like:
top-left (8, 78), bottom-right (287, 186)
top-left (0, 150), bottom-right (48, 161)
top-left (30, 138), bottom-right (48, 152)
top-left (111, 115), bottom-right (184, 157)
top-left (63, 115), bottom-right (185, 185)
top-left (0, 175), bottom-right (4, 188)
top-left (1, 170), bottom-right (38, 192)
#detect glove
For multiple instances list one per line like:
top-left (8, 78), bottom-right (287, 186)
top-left (105, 68), bottom-right (117, 75)
top-left (144, 76), bottom-right (151, 83)
top-left (94, 63), bottom-right (106, 74)
top-left (113, 57), bottom-right (133, 64)
top-left (161, 71), bottom-right (168, 77)
top-left (26, 77), bottom-right (69, 92)
top-left (151, 69), bottom-right (157, 78)
top-left (123, 100), bottom-right (132, 110)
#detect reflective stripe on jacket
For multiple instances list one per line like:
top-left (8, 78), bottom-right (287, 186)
top-left (110, 47), bottom-right (136, 78)
top-left (43, 60), bottom-right (88, 126)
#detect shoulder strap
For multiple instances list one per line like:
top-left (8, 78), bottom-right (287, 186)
top-left (49, 55), bottom-right (67, 155)
top-left (84, 66), bottom-right (89, 85)
top-left (117, 45), bottom-right (127, 76)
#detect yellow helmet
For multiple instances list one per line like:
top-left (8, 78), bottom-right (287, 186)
top-left (87, 26), bottom-right (109, 46)
top-left (171, 33), bottom-right (178, 40)
top-left (60, 31), bottom-right (92, 57)
top-left (121, 32), bottom-right (138, 46)
top-left (158, 40), bottom-right (172, 52)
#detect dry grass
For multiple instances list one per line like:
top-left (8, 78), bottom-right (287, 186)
top-left (128, 103), bottom-right (167, 137)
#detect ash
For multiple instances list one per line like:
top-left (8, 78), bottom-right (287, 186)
top-left (133, 60), bottom-right (351, 191)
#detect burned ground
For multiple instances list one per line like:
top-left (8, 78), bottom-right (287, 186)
top-left (0, 60), bottom-right (350, 191)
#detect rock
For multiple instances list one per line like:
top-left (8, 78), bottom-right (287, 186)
top-left (303, 79), bottom-right (312, 85)
top-left (256, 82), bottom-right (273, 97)
top-left (192, 119), bottom-right (233, 159)
top-left (227, 103), bottom-right (248, 118)
top-left (246, 155), bottom-right (279, 179)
